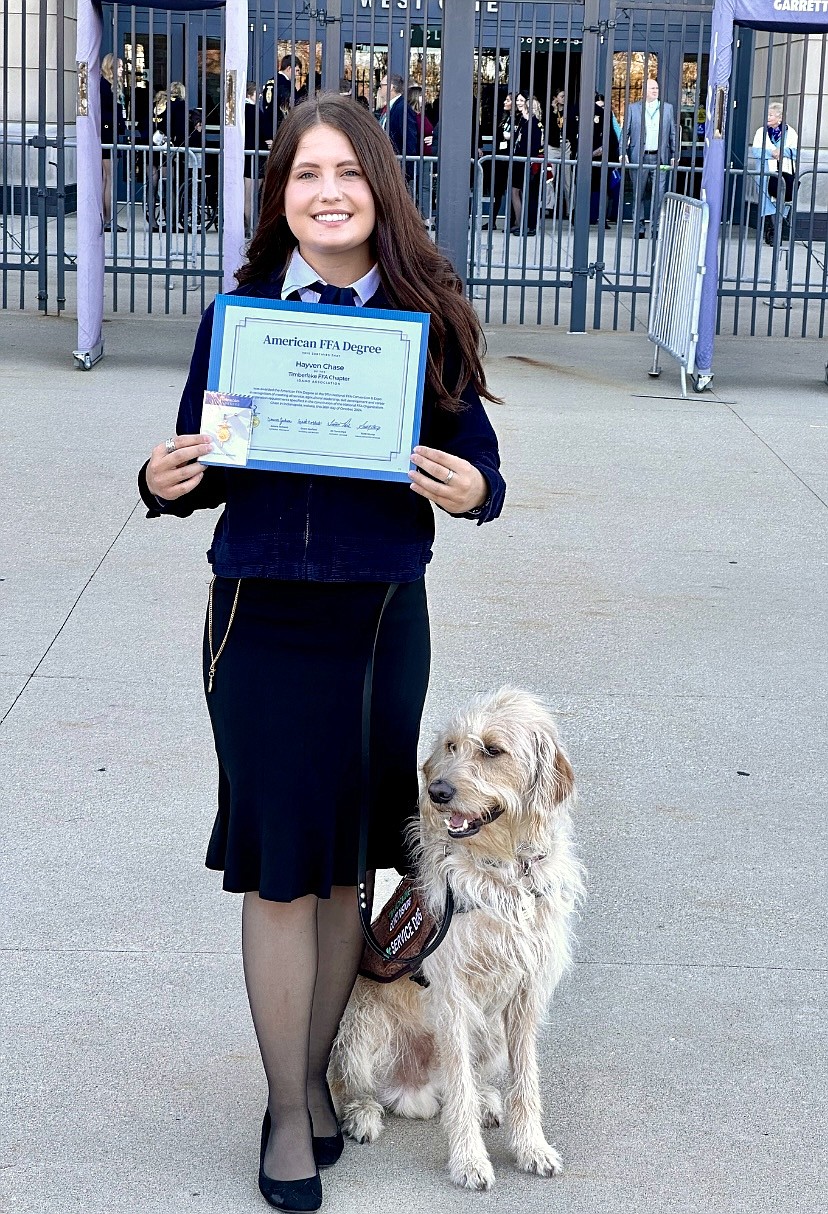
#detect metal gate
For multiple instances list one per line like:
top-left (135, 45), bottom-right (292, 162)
top-left (468, 0), bottom-right (828, 335)
top-left (1, 0), bottom-right (70, 313)
top-left (2, 0), bottom-right (828, 335)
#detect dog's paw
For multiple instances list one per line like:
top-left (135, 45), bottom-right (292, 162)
top-left (341, 1098), bottom-right (384, 1144)
top-left (479, 1088), bottom-right (503, 1129)
top-left (449, 1154), bottom-right (496, 1191)
top-left (518, 1141), bottom-right (563, 1178)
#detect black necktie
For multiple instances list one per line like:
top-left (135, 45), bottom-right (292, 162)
top-left (312, 282), bottom-right (357, 307)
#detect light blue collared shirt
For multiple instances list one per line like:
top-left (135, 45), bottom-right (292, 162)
top-left (280, 249), bottom-right (381, 307)
top-left (644, 101), bottom-right (660, 153)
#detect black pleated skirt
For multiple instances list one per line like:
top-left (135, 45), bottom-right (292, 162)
top-left (203, 576), bottom-right (430, 902)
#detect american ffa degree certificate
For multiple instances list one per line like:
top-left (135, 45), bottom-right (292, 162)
top-left (201, 294), bottom-right (430, 482)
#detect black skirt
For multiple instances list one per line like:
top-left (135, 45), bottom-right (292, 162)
top-left (203, 576), bottom-right (430, 901)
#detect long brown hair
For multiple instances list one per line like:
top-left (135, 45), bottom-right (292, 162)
top-left (236, 94), bottom-right (498, 410)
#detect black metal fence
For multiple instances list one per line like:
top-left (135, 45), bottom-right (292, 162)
top-left (1, 0), bottom-right (70, 311)
top-left (2, 0), bottom-right (827, 335)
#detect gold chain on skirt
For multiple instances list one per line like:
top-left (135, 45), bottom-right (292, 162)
top-left (207, 576), bottom-right (242, 693)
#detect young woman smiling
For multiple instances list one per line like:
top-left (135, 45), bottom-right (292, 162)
top-left (139, 95), bottom-right (505, 1212)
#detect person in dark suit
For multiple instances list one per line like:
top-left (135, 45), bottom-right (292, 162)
top-left (623, 77), bottom-right (676, 238)
top-left (260, 56), bottom-right (301, 147)
top-left (339, 76), bottom-right (370, 110)
top-left (244, 80), bottom-right (266, 235)
top-left (167, 82), bottom-right (188, 147)
top-left (295, 72), bottom-right (322, 105)
top-left (376, 72), bottom-right (419, 181)
top-left (481, 92), bottom-right (513, 231)
top-left (589, 93), bottom-right (620, 226)
top-left (100, 54), bottom-right (127, 232)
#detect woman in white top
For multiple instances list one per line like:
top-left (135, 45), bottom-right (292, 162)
top-left (751, 101), bottom-right (798, 244)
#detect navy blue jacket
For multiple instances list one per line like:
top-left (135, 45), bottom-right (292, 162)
top-left (387, 96), bottom-right (420, 171)
top-left (100, 78), bottom-right (126, 148)
top-left (139, 274), bottom-right (505, 583)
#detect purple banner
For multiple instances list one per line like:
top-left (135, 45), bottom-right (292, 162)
top-left (223, 0), bottom-right (247, 290)
top-left (76, 0), bottom-right (104, 358)
top-left (735, 0), bottom-right (828, 31)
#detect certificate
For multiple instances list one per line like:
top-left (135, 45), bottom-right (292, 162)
top-left (202, 294), bottom-right (430, 482)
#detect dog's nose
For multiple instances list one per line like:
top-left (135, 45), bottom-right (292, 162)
top-left (428, 778), bottom-right (456, 804)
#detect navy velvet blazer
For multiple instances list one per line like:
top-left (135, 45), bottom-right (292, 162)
top-left (387, 95), bottom-right (420, 165)
top-left (138, 274), bottom-right (506, 583)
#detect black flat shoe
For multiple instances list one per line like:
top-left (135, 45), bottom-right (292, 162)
top-left (310, 1085), bottom-right (344, 1168)
top-left (312, 1127), bottom-right (343, 1169)
top-left (259, 1111), bottom-right (323, 1212)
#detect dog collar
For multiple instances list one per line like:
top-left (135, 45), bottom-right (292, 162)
top-left (448, 850), bottom-right (550, 914)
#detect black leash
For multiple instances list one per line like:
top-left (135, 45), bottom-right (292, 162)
top-left (357, 583), bottom-right (454, 963)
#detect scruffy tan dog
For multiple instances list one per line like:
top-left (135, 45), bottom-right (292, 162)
top-left (330, 687), bottom-right (585, 1190)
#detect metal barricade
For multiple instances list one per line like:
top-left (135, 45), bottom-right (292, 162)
top-left (403, 156), bottom-right (438, 230)
top-left (647, 193), bottom-right (708, 397)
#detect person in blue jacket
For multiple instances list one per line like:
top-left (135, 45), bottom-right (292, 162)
top-left (376, 72), bottom-right (420, 183)
top-left (138, 94), bottom-right (504, 1212)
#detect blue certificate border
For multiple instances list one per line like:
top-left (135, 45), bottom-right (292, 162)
top-left (206, 293), bottom-right (430, 483)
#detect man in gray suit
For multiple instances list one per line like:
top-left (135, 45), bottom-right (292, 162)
top-left (624, 78), bottom-right (677, 238)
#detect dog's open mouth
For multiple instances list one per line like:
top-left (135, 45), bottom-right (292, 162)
top-left (444, 806), bottom-right (504, 839)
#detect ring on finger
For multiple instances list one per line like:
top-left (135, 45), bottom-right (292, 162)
top-left (443, 469), bottom-right (454, 484)
top-left (164, 437), bottom-right (177, 455)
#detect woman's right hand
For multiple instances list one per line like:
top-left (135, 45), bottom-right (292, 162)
top-left (146, 434), bottom-right (213, 501)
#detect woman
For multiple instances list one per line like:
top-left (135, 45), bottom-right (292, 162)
top-left (144, 90), bottom-right (168, 229)
top-left (244, 80), bottom-right (265, 236)
top-left (138, 94), bottom-right (504, 1212)
top-left (100, 54), bottom-right (126, 232)
top-left (148, 89), bottom-right (185, 229)
top-left (407, 84), bottom-right (434, 150)
top-left (589, 93), bottom-right (620, 227)
top-left (543, 86), bottom-right (570, 219)
top-left (482, 92), bottom-right (512, 231)
top-left (751, 101), bottom-right (798, 245)
top-left (510, 92), bottom-right (543, 236)
top-left (167, 80), bottom-right (188, 148)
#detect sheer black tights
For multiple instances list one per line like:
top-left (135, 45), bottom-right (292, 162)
top-left (241, 880), bottom-right (372, 1181)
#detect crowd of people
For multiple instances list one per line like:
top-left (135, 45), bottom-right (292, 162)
top-left (100, 56), bottom-right (799, 248)
top-left (98, 54), bottom-right (215, 234)
top-left (481, 85), bottom-right (630, 235)
top-left (100, 54), bottom-right (628, 239)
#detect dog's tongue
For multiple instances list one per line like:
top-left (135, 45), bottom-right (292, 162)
top-left (449, 813), bottom-right (468, 830)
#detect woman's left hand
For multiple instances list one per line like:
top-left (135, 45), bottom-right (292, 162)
top-left (408, 445), bottom-right (488, 515)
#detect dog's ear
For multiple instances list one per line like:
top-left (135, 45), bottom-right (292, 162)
top-left (529, 725), bottom-right (575, 810)
top-left (554, 747), bottom-right (575, 805)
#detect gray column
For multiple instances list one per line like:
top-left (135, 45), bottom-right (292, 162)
top-left (322, 0), bottom-right (342, 92)
top-left (436, 0), bottom-right (476, 285)
top-left (571, 0), bottom-right (601, 331)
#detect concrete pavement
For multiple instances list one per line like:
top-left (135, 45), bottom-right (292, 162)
top-left (1, 309), bottom-right (827, 1213)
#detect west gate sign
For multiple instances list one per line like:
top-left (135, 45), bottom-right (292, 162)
top-left (357, 1), bottom-right (501, 11)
